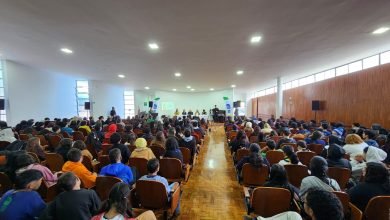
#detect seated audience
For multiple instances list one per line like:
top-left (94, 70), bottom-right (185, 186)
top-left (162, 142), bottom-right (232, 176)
top-left (78, 120), bottom-right (91, 135)
top-left (91, 182), bottom-right (156, 220)
top-left (104, 124), bottom-right (117, 140)
top-left (261, 122), bottom-right (273, 134)
top-left (229, 130), bottom-right (249, 153)
top-left (41, 172), bottom-right (101, 220)
top-left (130, 138), bottom-right (155, 160)
top-left (55, 138), bottom-right (73, 161)
top-left (296, 140), bottom-right (308, 151)
top-left (260, 139), bottom-right (278, 157)
top-left (244, 122), bottom-right (254, 134)
top-left (264, 164), bottom-right (299, 201)
top-left (73, 140), bottom-right (93, 160)
top-left (0, 169), bottom-right (45, 220)
top-left (26, 137), bottom-right (46, 161)
top-left (139, 158), bottom-right (180, 215)
top-left (305, 131), bottom-right (326, 146)
top-left (363, 129), bottom-right (379, 148)
top-left (348, 162), bottom-right (390, 211)
top-left (192, 121), bottom-right (205, 137)
top-left (326, 144), bottom-right (352, 170)
top-left (109, 132), bottom-right (131, 164)
top-left (303, 188), bottom-right (344, 220)
top-left (164, 137), bottom-right (184, 164)
top-left (0, 121), bottom-right (17, 143)
top-left (100, 148), bottom-right (134, 184)
top-left (343, 134), bottom-right (368, 165)
top-left (236, 143), bottom-right (269, 174)
top-left (15, 154), bottom-right (58, 186)
top-left (179, 128), bottom-right (197, 157)
top-left (300, 156), bottom-right (340, 198)
top-left (141, 127), bottom-right (154, 143)
top-left (364, 145), bottom-right (387, 163)
top-left (62, 148), bottom-right (97, 188)
top-left (277, 128), bottom-right (296, 149)
top-left (278, 145), bottom-right (302, 165)
top-left (150, 131), bottom-right (166, 147)
top-left (124, 132), bottom-right (137, 146)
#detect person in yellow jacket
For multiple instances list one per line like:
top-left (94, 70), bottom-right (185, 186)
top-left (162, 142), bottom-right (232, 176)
top-left (130, 138), bottom-right (156, 160)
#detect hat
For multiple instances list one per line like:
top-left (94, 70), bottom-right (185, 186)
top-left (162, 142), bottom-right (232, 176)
top-left (333, 128), bottom-right (343, 136)
top-left (135, 138), bottom-right (147, 148)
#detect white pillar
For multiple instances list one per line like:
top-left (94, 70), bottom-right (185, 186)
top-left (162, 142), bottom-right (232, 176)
top-left (276, 77), bottom-right (283, 118)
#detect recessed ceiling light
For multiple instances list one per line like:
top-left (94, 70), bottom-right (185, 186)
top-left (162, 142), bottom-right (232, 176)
top-left (60, 48), bottom-right (73, 54)
top-left (186, 86), bottom-right (191, 89)
top-left (144, 86), bottom-right (150, 90)
top-left (118, 74), bottom-right (125, 78)
top-left (174, 72), bottom-right (181, 77)
top-left (191, 88), bottom-right (195, 91)
top-left (231, 84), bottom-right (236, 88)
top-left (148, 43), bottom-right (159, 50)
top-left (372, 27), bottom-right (389, 34)
top-left (172, 88), bottom-right (177, 91)
top-left (250, 35), bottom-right (262, 43)
top-left (236, 70), bottom-right (244, 75)
top-left (210, 88), bottom-right (214, 91)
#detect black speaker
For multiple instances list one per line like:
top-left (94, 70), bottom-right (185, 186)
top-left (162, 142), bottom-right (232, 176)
top-left (84, 102), bottom-right (91, 110)
top-left (148, 101), bottom-right (153, 108)
top-left (0, 99), bottom-right (4, 110)
top-left (312, 100), bottom-right (320, 111)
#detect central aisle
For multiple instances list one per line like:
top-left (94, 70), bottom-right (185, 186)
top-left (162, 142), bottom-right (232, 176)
top-left (178, 124), bottom-right (247, 220)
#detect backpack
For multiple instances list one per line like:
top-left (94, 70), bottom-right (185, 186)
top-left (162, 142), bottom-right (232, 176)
top-left (5, 140), bottom-right (26, 151)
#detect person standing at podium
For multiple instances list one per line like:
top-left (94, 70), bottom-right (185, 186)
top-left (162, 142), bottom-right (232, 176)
top-left (212, 105), bottom-right (219, 122)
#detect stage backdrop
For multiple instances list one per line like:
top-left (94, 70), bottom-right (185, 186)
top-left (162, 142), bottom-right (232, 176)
top-left (252, 63), bottom-right (390, 128)
top-left (135, 89), bottom-right (233, 117)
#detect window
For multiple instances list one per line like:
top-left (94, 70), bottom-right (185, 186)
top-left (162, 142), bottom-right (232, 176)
top-left (283, 82), bottom-right (292, 90)
top-left (124, 90), bottom-right (135, 119)
top-left (76, 80), bottom-right (90, 118)
top-left (363, 55), bottom-right (379, 69)
top-left (324, 69), bottom-right (336, 79)
top-left (315, 72), bottom-right (325, 82)
top-left (335, 65), bottom-right (348, 76)
top-left (298, 75), bottom-right (314, 86)
top-left (0, 61), bottom-right (5, 121)
top-left (348, 60), bottom-right (362, 73)
top-left (380, 51), bottom-right (390, 64)
top-left (291, 80), bottom-right (299, 88)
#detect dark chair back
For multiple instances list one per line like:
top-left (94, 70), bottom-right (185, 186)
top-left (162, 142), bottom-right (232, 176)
top-left (150, 144), bottom-right (166, 159)
top-left (72, 131), bottom-right (85, 141)
top-left (159, 158), bottom-right (183, 182)
top-left (297, 151), bottom-right (316, 167)
top-left (364, 196), bottom-right (390, 220)
top-left (236, 148), bottom-right (250, 162)
top-left (308, 144), bottom-right (324, 155)
top-left (265, 150), bottom-right (284, 165)
top-left (95, 176), bottom-right (122, 201)
top-left (0, 172), bottom-right (13, 196)
top-left (284, 164), bottom-right (309, 188)
top-left (45, 153), bottom-right (64, 172)
top-left (242, 164), bottom-right (269, 186)
top-left (251, 187), bottom-right (291, 217)
top-left (327, 167), bottom-right (351, 189)
top-left (128, 158), bottom-right (148, 179)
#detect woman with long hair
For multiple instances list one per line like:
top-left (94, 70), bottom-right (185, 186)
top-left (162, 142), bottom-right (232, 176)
top-left (264, 164), bottom-right (299, 200)
top-left (348, 162), bottom-right (390, 211)
top-left (92, 182), bottom-right (156, 220)
top-left (236, 143), bottom-right (269, 174)
top-left (279, 145), bottom-right (301, 165)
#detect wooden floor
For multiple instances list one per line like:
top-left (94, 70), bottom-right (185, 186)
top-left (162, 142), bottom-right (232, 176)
top-left (177, 124), bottom-right (246, 220)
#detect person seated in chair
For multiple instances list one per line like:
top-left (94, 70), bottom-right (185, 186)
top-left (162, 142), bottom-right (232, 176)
top-left (0, 169), bottom-right (46, 220)
top-left (277, 128), bottom-right (296, 149)
top-left (192, 121), bottom-right (205, 137)
top-left (139, 158), bottom-right (180, 215)
top-left (236, 143), bottom-right (269, 175)
top-left (62, 148), bottom-right (97, 188)
top-left (109, 132), bottom-right (130, 164)
top-left (41, 172), bottom-right (101, 220)
top-left (100, 148), bottom-right (134, 185)
top-left (130, 138), bottom-right (155, 160)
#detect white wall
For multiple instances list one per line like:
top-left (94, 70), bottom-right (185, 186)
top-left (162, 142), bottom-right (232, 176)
top-left (134, 90), bottom-right (155, 113)
top-left (135, 89), bottom-right (234, 117)
top-left (5, 61), bottom-right (78, 126)
top-left (89, 80), bottom-right (124, 118)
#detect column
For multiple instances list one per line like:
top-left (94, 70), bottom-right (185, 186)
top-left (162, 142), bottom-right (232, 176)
top-left (276, 76), bottom-right (283, 118)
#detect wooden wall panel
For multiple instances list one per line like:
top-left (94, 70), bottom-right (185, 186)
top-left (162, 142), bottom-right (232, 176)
top-left (252, 63), bottom-right (390, 128)
top-left (256, 93), bottom-right (276, 119)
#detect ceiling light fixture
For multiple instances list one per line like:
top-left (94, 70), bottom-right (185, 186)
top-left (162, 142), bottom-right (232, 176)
top-left (118, 74), bottom-right (125, 78)
top-left (174, 72), bottom-right (181, 77)
top-left (186, 86), bottom-right (191, 89)
top-left (210, 88), bottom-right (214, 91)
top-left (191, 88), bottom-right (195, 91)
top-left (144, 86), bottom-right (150, 90)
top-left (236, 70), bottom-right (244, 75)
top-left (60, 48), bottom-right (73, 54)
top-left (372, 27), bottom-right (389, 34)
top-left (148, 43), bottom-right (159, 50)
top-left (250, 35), bottom-right (262, 43)
top-left (172, 88), bottom-right (177, 91)
top-left (231, 84), bottom-right (236, 88)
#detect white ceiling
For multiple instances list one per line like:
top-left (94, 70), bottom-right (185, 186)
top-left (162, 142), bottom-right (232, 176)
top-left (1, 0), bottom-right (390, 93)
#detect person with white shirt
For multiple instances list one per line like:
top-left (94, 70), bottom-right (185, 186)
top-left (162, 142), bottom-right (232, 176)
top-left (343, 134), bottom-right (368, 166)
